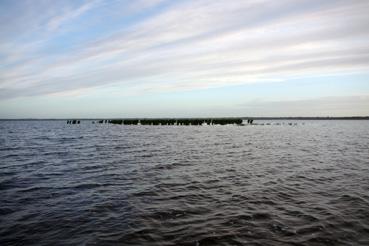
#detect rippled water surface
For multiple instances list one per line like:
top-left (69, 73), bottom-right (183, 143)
top-left (1, 120), bottom-right (369, 245)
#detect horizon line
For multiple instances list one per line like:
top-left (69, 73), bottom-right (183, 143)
top-left (1, 116), bottom-right (369, 121)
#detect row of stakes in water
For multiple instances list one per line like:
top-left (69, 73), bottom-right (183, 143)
top-left (67, 120), bottom-right (80, 124)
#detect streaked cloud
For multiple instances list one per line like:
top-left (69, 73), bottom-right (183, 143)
top-left (238, 95), bottom-right (369, 117)
top-left (0, 0), bottom-right (368, 117)
top-left (46, 1), bottom-right (99, 31)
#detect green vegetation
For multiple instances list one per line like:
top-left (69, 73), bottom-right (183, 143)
top-left (212, 118), bottom-right (242, 125)
top-left (124, 119), bottom-right (139, 125)
top-left (109, 119), bottom-right (123, 124)
top-left (106, 118), bottom-right (243, 126)
top-left (140, 119), bottom-right (153, 125)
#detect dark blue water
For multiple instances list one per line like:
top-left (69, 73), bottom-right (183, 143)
top-left (1, 120), bottom-right (369, 245)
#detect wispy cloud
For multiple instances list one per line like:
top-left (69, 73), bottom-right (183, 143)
top-left (238, 95), bottom-right (369, 117)
top-left (46, 0), bottom-right (99, 31)
top-left (1, 0), bottom-right (369, 100)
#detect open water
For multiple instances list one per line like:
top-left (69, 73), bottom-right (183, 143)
top-left (0, 120), bottom-right (369, 245)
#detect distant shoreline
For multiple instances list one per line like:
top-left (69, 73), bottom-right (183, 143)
top-left (1, 116), bottom-right (368, 121)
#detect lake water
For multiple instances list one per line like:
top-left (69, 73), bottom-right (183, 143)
top-left (1, 120), bottom-right (369, 245)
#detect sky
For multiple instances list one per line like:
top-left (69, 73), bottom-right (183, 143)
top-left (0, 0), bottom-right (369, 118)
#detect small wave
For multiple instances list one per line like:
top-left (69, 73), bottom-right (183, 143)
top-left (252, 212), bottom-right (272, 220)
top-left (72, 183), bottom-right (103, 189)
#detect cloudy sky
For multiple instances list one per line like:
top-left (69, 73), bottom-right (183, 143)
top-left (0, 0), bottom-right (369, 118)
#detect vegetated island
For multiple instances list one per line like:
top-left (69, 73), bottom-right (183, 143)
top-left (62, 116), bottom-right (369, 126)
top-left (69, 118), bottom-right (247, 125)
top-left (0, 116), bottom-right (368, 122)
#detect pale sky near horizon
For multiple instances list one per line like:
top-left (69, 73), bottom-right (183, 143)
top-left (1, 0), bottom-right (369, 118)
